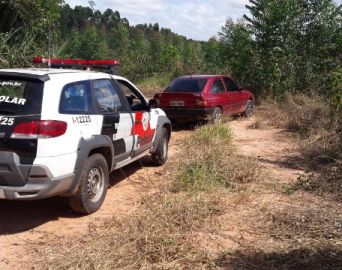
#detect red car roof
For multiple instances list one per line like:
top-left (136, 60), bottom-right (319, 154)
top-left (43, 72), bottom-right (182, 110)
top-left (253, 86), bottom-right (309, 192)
top-left (178, 75), bottom-right (224, 79)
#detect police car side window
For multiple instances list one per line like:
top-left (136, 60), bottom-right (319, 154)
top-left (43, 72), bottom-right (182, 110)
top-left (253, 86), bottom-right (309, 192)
top-left (117, 80), bottom-right (148, 112)
top-left (94, 79), bottom-right (123, 113)
top-left (60, 81), bottom-right (92, 114)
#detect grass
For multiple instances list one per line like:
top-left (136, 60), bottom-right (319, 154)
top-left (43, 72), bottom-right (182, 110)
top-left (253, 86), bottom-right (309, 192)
top-left (185, 123), bottom-right (234, 145)
top-left (172, 124), bottom-right (261, 192)
top-left (283, 174), bottom-right (321, 195)
top-left (45, 192), bottom-right (224, 269)
top-left (215, 247), bottom-right (342, 270)
top-left (41, 120), bottom-right (341, 269)
top-left (42, 123), bottom-right (263, 269)
top-left (251, 93), bottom-right (342, 198)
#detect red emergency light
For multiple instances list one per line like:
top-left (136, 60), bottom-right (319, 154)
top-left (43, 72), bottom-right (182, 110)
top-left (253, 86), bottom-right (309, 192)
top-left (33, 57), bottom-right (120, 73)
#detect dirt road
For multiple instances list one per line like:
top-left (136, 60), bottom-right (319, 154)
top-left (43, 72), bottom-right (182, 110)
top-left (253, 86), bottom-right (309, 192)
top-left (0, 119), bottom-right (303, 269)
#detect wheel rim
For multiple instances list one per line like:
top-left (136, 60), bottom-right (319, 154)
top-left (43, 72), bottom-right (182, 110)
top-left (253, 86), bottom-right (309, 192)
top-left (246, 103), bottom-right (253, 117)
top-left (87, 166), bottom-right (105, 203)
top-left (213, 109), bottom-right (222, 123)
top-left (162, 137), bottom-right (168, 159)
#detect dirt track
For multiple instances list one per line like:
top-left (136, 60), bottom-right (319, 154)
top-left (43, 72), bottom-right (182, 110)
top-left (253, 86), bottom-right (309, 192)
top-left (0, 118), bottom-right (304, 269)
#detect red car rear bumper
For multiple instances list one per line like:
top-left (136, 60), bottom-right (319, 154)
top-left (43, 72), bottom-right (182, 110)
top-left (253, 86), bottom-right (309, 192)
top-left (161, 107), bottom-right (215, 122)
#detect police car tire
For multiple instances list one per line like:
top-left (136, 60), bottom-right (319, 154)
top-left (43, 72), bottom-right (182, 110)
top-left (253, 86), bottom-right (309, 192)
top-left (69, 154), bottom-right (109, 214)
top-left (151, 127), bottom-right (168, 166)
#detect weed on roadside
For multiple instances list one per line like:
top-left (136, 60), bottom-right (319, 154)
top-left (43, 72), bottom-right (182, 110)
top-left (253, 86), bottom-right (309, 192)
top-left (171, 124), bottom-right (261, 193)
top-left (283, 174), bottom-right (320, 195)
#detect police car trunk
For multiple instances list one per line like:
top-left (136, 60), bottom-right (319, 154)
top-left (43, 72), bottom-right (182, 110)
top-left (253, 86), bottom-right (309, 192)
top-left (0, 71), bottom-right (46, 189)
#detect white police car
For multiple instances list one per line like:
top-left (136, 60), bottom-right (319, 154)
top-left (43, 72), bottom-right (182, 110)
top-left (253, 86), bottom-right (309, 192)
top-left (0, 58), bottom-right (171, 214)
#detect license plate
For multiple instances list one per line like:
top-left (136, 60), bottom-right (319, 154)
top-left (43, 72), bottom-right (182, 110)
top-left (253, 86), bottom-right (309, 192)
top-left (170, 100), bottom-right (184, 107)
top-left (0, 189), bottom-right (5, 199)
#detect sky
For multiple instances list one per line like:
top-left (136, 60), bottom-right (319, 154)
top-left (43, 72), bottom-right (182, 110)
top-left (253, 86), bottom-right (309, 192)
top-left (65, 0), bottom-right (250, 41)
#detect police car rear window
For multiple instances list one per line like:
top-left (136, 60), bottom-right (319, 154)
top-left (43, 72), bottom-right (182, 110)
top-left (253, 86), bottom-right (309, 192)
top-left (0, 79), bottom-right (43, 115)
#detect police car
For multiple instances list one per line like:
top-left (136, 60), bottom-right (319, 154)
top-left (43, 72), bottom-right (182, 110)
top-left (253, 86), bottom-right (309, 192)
top-left (0, 58), bottom-right (171, 214)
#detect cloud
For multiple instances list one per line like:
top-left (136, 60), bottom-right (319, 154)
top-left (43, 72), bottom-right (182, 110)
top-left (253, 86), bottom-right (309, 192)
top-left (64, 0), bottom-right (250, 40)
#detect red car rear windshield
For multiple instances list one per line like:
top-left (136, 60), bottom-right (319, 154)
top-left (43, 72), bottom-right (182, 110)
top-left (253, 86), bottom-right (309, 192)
top-left (165, 78), bottom-right (207, 93)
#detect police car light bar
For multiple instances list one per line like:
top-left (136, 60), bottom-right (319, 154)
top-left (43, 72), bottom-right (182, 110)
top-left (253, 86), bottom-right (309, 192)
top-left (33, 57), bottom-right (120, 73)
top-left (33, 57), bottom-right (119, 66)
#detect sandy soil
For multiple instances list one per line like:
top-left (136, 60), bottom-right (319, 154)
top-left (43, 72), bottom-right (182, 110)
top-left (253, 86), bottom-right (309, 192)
top-left (0, 118), bottom-right (305, 269)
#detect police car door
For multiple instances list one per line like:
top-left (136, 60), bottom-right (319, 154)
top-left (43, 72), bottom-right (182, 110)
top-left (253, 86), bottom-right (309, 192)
top-left (116, 79), bottom-right (157, 157)
top-left (91, 77), bottom-right (134, 163)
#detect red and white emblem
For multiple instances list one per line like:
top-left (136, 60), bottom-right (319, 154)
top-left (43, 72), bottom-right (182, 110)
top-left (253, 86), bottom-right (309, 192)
top-left (131, 112), bottom-right (155, 147)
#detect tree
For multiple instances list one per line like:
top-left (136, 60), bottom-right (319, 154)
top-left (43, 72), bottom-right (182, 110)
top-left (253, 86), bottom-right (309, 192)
top-left (0, 0), bottom-right (62, 68)
top-left (62, 26), bottom-right (109, 60)
top-left (243, 0), bottom-right (341, 97)
top-left (219, 19), bottom-right (253, 86)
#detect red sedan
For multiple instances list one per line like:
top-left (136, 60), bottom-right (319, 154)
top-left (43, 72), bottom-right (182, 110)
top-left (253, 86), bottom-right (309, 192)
top-left (154, 75), bottom-right (255, 123)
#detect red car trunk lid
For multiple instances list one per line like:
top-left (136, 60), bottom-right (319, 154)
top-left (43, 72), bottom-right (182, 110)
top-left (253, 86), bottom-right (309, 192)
top-left (159, 92), bottom-right (201, 108)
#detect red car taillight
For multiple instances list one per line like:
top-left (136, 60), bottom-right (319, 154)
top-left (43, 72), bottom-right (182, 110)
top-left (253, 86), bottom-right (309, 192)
top-left (194, 97), bottom-right (207, 107)
top-left (11, 120), bottom-right (67, 139)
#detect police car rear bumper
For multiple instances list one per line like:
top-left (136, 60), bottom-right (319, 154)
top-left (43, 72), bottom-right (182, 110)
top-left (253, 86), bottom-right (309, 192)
top-left (0, 174), bottom-right (75, 200)
top-left (0, 152), bottom-right (75, 200)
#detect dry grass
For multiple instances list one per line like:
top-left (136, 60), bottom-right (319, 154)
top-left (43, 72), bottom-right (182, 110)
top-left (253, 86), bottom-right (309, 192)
top-left (45, 192), bottom-right (224, 269)
top-left (213, 190), bottom-right (342, 269)
top-left (264, 205), bottom-right (341, 242)
top-left (44, 124), bottom-right (261, 269)
top-left (252, 94), bottom-right (331, 132)
top-left (252, 93), bottom-right (342, 198)
top-left (41, 120), bottom-right (341, 269)
top-left (215, 246), bottom-right (342, 270)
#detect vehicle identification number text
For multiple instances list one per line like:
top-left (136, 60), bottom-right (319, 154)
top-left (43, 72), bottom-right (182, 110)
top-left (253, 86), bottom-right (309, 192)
top-left (0, 116), bottom-right (14, 126)
top-left (72, 116), bottom-right (91, 124)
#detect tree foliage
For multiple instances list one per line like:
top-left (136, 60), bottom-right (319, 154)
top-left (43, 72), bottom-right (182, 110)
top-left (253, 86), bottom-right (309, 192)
top-left (0, 0), bottom-right (340, 98)
top-left (242, 0), bottom-right (341, 97)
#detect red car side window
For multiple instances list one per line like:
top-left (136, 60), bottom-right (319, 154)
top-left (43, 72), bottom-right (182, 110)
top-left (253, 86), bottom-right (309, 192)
top-left (223, 78), bottom-right (239, 92)
top-left (210, 79), bottom-right (225, 94)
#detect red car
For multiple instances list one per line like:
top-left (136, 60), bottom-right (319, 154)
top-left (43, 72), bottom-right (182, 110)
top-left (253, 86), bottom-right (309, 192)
top-left (154, 75), bottom-right (255, 123)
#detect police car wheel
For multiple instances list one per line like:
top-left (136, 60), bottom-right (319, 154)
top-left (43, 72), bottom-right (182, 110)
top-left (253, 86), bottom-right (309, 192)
top-left (69, 154), bottom-right (109, 214)
top-left (151, 127), bottom-right (168, 166)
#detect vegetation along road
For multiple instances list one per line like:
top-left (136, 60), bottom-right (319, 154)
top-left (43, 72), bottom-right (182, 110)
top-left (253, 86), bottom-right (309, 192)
top-left (1, 111), bottom-right (340, 269)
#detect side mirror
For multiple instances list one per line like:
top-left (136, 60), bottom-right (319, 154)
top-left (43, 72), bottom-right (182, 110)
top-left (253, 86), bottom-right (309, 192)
top-left (148, 99), bottom-right (158, 109)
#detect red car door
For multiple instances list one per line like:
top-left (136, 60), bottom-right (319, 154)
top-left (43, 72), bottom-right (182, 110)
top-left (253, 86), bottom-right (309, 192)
top-left (223, 77), bottom-right (244, 114)
top-left (207, 78), bottom-right (230, 114)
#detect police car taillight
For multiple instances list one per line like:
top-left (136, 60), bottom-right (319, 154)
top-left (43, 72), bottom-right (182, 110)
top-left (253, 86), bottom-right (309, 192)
top-left (11, 120), bottom-right (67, 139)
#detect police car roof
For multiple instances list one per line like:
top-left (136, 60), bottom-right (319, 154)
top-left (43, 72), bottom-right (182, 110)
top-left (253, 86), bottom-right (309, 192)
top-left (0, 68), bottom-right (86, 76)
top-left (0, 68), bottom-right (109, 82)
top-left (0, 68), bottom-right (128, 83)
